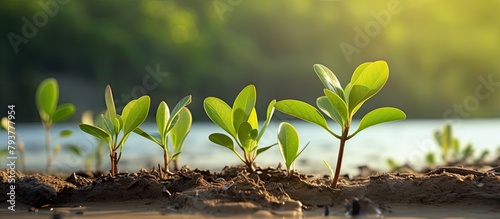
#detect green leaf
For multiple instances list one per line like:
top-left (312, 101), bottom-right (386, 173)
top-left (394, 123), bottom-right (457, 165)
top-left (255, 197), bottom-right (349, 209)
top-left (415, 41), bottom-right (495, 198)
top-left (171, 108), bottom-right (192, 153)
top-left (237, 122), bottom-right (256, 151)
top-left (166, 95), bottom-right (192, 133)
top-left (204, 97), bottom-right (235, 136)
top-left (156, 101), bottom-right (169, 143)
top-left (248, 108), bottom-right (258, 130)
top-left (348, 61), bottom-right (389, 113)
top-left (59, 130), bottom-right (73, 137)
top-left (278, 122), bottom-right (300, 170)
top-left (36, 78), bottom-right (58, 123)
top-left (79, 124), bottom-right (111, 143)
top-left (65, 144), bottom-right (82, 156)
top-left (317, 96), bottom-right (344, 127)
top-left (105, 85), bottom-right (116, 120)
top-left (324, 89), bottom-right (348, 125)
top-left (209, 133), bottom-right (234, 150)
top-left (275, 100), bottom-right (330, 131)
top-left (313, 64), bottom-right (344, 99)
top-left (232, 85), bottom-right (256, 130)
top-left (133, 127), bottom-right (162, 146)
top-left (351, 107), bottom-right (406, 137)
top-left (53, 103), bottom-right (76, 123)
top-left (256, 100), bottom-right (276, 141)
top-left (122, 96), bottom-right (150, 135)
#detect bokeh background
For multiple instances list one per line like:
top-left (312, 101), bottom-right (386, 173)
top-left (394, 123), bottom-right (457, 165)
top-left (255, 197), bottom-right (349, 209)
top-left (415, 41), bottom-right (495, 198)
top-left (1, 0), bottom-right (500, 121)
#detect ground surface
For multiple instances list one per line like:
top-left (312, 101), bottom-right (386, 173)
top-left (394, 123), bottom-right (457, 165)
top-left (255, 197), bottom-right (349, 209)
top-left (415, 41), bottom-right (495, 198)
top-left (0, 165), bottom-right (499, 218)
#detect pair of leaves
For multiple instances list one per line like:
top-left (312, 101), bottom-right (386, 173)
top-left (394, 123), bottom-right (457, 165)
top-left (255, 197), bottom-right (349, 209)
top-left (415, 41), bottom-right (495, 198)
top-left (134, 95), bottom-right (192, 160)
top-left (79, 85), bottom-right (150, 150)
top-left (36, 78), bottom-right (75, 127)
top-left (204, 85), bottom-right (276, 162)
top-left (277, 122), bottom-right (309, 171)
top-left (275, 61), bottom-right (406, 139)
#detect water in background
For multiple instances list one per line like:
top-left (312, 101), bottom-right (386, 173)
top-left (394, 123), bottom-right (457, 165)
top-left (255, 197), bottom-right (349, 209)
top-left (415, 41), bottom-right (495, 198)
top-left (2, 120), bottom-right (499, 175)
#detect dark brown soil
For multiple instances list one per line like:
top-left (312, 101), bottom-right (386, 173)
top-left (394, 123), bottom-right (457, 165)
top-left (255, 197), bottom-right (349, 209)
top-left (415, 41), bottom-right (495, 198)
top-left (1, 165), bottom-right (499, 216)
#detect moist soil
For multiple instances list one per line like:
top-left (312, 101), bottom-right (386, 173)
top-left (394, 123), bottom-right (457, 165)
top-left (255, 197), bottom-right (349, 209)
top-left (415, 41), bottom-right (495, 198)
top-left (0, 165), bottom-right (499, 218)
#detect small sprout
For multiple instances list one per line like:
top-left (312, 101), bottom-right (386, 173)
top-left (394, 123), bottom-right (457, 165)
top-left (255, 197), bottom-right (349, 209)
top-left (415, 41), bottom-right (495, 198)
top-left (425, 152), bottom-right (435, 168)
top-left (79, 85), bottom-right (150, 176)
top-left (134, 95), bottom-right (192, 173)
top-left (277, 122), bottom-right (309, 176)
top-left (275, 61), bottom-right (406, 187)
top-left (204, 84), bottom-right (276, 172)
top-left (385, 158), bottom-right (399, 172)
top-left (36, 78), bottom-right (76, 173)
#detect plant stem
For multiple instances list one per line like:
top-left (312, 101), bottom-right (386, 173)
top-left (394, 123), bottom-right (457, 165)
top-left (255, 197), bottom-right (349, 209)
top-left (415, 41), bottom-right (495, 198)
top-left (110, 151), bottom-right (116, 176)
top-left (163, 149), bottom-right (169, 173)
top-left (45, 127), bottom-right (52, 174)
top-left (331, 127), bottom-right (349, 188)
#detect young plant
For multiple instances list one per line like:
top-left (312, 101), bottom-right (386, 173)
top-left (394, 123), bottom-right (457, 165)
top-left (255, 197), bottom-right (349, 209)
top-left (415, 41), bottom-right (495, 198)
top-left (275, 61), bottom-right (406, 188)
top-left (36, 78), bottom-right (76, 173)
top-left (79, 85), bottom-right (150, 176)
top-left (134, 95), bottom-right (192, 173)
top-left (204, 84), bottom-right (276, 172)
top-left (277, 122), bottom-right (309, 176)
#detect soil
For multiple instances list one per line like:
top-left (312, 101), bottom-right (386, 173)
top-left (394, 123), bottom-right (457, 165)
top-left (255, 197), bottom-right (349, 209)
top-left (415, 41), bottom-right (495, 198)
top-left (0, 165), bottom-right (499, 218)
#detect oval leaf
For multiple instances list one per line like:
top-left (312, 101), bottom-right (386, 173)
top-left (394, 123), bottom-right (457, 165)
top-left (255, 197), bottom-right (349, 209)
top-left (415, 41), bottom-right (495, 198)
top-left (275, 100), bottom-right (329, 131)
top-left (122, 96), bottom-right (150, 135)
top-left (348, 61), bottom-right (389, 113)
top-left (317, 97), bottom-right (343, 127)
top-left (324, 89), bottom-right (348, 125)
top-left (351, 107), bottom-right (406, 137)
top-left (313, 64), bottom-right (344, 99)
top-left (204, 97), bottom-right (235, 136)
top-left (79, 123), bottom-right (111, 143)
top-left (171, 107), bottom-right (192, 153)
top-left (36, 78), bottom-right (58, 122)
top-left (105, 85), bottom-right (117, 120)
top-left (156, 101), bottom-right (169, 142)
top-left (209, 133), bottom-right (234, 150)
top-left (278, 122), bottom-right (299, 169)
top-left (237, 122), bottom-right (256, 150)
top-left (59, 129), bottom-right (73, 137)
top-left (53, 103), bottom-right (76, 123)
top-left (232, 85), bottom-right (256, 130)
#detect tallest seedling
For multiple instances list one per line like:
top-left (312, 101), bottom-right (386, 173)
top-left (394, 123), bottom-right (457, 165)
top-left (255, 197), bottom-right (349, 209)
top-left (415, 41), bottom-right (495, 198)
top-left (275, 61), bottom-right (406, 188)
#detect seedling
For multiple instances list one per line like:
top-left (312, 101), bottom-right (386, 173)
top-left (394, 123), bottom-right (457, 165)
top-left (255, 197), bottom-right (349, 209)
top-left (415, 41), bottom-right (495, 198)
top-left (275, 61), bottom-right (406, 187)
top-left (204, 84), bottom-right (276, 172)
top-left (36, 78), bottom-right (76, 173)
top-left (433, 123), bottom-right (489, 165)
top-left (79, 85), bottom-right (150, 176)
top-left (134, 95), bottom-right (192, 173)
top-left (277, 122), bottom-right (309, 176)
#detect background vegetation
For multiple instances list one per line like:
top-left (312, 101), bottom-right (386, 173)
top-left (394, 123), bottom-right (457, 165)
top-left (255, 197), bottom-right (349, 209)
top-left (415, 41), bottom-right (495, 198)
top-left (1, 0), bottom-right (499, 121)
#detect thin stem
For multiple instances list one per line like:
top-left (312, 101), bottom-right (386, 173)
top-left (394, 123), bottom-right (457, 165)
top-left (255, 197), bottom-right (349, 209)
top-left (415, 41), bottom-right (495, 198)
top-left (163, 149), bottom-right (169, 173)
top-left (45, 127), bottom-right (52, 174)
top-left (110, 151), bottom-right (116, 176)
top-left (331, 127), bottom-right (349, 188)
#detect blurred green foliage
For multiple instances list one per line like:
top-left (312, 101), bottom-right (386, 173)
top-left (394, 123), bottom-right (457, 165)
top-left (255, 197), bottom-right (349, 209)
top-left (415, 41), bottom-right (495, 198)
top-left (1, 0), bottom-right (499, 121)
